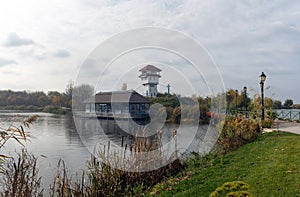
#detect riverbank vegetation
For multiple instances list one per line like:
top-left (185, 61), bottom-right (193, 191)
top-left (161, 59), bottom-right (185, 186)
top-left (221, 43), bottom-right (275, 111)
top-left (150, 131), bottom-right (300, 196)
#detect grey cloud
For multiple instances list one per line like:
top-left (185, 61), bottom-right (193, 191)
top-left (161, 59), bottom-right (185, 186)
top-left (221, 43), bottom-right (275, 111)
top-left (3, 33), bottom-right (35, 47)
top-left (53, 49), bottom-right (71, 58)
top-left (35, 53), bottom-right (47, 61)
top-left (0, 58), bottom-right (17, 67)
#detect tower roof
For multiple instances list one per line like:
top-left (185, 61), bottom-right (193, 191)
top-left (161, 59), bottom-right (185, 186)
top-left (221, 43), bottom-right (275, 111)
top-left (139, 65), bottom-right (161, 72)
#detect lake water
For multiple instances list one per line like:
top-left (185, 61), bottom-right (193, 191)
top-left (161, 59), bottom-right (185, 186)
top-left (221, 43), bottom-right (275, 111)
top-left (1, 111), bottom-right (215, 189)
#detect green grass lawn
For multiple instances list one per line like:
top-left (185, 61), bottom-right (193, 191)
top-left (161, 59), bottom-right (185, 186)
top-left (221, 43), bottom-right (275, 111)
top-left (149, 131), bottom-right (300, 196)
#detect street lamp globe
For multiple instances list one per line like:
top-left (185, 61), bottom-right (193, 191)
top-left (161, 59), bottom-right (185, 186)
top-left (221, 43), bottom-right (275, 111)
top-left (260, 72), bottom-right (267, 83)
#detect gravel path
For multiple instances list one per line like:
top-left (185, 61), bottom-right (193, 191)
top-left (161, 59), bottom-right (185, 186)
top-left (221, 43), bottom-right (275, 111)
top-left (263, 120), bottom-right (300, 135)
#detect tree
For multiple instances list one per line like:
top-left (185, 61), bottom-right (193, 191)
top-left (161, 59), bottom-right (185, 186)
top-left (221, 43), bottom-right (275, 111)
top-left (65, 80), bottom-right (74, 97)
top-left (47, 91), bottom-right (62, 106)
top-left (240, 86), bottom-right (251, 110)
top-left (6, 95), bottom-right (23, 106)
top-left (47, 91), bottom-right (61, 97)
top-left (264, 97), bottom-right (274, 109)
top-left (51, 96), bottom-right (62, 106)
top-left (28, 92), bottom-right (47, 106)
top-left (283, 99), bottom-right (293, 109)
top-left (37, 95), bottom-right (51, 107)
top-left (273, 100), bottom-right (282, 109)
top-left (226, 89), bottom-right (240, 110)
top-left (65, 81), bottom-right (74, 108)
top-left (72, 84), bottom-right (94, 110)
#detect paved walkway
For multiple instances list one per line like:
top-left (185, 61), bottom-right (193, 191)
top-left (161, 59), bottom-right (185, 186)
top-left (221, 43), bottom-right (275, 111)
top-left (263, 120), bottom-right (300, 135)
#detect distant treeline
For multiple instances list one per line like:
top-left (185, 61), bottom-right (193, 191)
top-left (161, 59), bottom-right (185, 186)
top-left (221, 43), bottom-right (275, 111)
top-left (0, 82), bottom-right (73, 114)
top-left (219, 88), bottom-right (295, 110)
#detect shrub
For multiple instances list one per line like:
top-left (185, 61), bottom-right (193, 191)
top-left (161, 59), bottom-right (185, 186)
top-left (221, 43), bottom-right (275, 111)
top-left (261, 119), bottom-right (274, 128)
top-left (209, 181), bottom-right (254, 197)
top-left (43, 105), bottom-right (67, 114)
top-left (217, 117), bottom-right (261, 153)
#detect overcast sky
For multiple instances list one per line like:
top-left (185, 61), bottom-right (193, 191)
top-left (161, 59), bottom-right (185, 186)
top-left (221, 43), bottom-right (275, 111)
top-left (0, 0), bottom-right (299, 102)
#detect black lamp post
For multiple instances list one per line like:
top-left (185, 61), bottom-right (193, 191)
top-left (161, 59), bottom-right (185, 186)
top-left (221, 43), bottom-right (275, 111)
top-left (235, 89), bottom-right (238, 117)
top-left (259, 72), bottom-right (267, 121)
top-left (243, 86), bottom-right (247, 110)
top-left (235, 89), bottom-right (238, 110)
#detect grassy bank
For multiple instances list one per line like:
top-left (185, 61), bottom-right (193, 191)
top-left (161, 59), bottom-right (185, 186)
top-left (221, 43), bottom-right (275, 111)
top-left (150, 131), bottom-right (300, 196)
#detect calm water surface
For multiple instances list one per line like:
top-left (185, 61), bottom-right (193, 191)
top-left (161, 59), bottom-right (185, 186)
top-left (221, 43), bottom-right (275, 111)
top-left (1, 111), bottom-right (208, 188)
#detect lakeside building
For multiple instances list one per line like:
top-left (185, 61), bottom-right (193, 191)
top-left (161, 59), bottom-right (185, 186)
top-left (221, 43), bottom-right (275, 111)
top-left (83, 90), bottom-right (151, 120)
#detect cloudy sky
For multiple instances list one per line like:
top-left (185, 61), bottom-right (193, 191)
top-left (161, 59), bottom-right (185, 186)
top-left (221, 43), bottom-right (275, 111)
top-left (0, 0), bottom-right (299, 102)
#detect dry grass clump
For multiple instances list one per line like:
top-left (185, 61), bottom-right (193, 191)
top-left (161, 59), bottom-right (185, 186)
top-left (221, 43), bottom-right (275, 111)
top-left (0, 150), bottom-right (43, 197)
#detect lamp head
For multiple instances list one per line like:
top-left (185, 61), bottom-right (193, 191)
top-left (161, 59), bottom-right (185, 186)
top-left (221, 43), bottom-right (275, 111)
top-left (260, 72), bottom-right (266, 83)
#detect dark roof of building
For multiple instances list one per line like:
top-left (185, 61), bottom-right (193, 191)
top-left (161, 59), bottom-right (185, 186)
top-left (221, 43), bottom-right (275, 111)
top-left (139, 65), bottom-right (161, 72)
top-left (84, 91), bottom-right (151, 104)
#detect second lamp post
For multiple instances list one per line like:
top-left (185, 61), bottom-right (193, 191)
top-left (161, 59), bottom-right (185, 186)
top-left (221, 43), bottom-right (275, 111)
top-left (259, 72), bottom-right (267, 121)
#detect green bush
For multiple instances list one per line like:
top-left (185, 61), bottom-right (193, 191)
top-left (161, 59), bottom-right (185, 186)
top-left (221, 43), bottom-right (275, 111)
top-left (42, 105), bottom-right (67, 114)
top-left (209, 181), bottom-right (254, 197)
top-left (24, 105), bottom-right (35, 111)
top-left (261, 119), bottom-right (274, 128)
